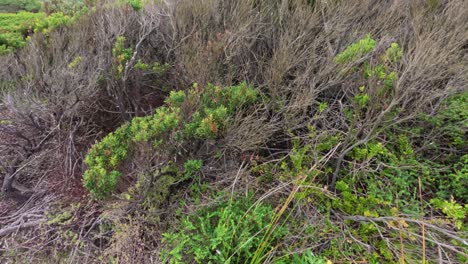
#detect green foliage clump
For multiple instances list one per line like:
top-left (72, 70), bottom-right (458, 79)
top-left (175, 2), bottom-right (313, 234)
top-left (34, 12), bottom-right (70, 34)
top-left (83, 82), bottom-right (258, 198)
top-left (334, 180), bottom-right (391, 218)
top-left (112, 36), bottom-right (133, 77)
top-left (67, 55), bottom-right (83, 69)
top-left (47, 211), bottom-right (73, 225)
top-left (114, 0), bottom-right (144, 12)
top-left (83, 107), bottom-right (180, 198)
top-left (342, 40), bottom-right (401, 113)
top-left (0, 0), bottom-right (88, 55)
top-left (354, 92), bottom-right (369, 108)
top-left (184, 83), bottom-right (258, 139)
top-left (134, 59), bottom-right (169, 74)
top-left (161, 197), bottom-right (286, 263)
top-left (183, 159), bottom-right (203, 179)
top-left (165, 90), bottom-right (186, 107)
top-left (0, 11), bottom-right (44, 54)
top-left (334, 34), bottom-right (376, 64)
top-left (351, 141), bottom-right (387, 161)
top-left (129, 107), bottom-right (180, 142)
top-left (83, 130), bottom-right (129, 199)
top-left (384, 42), bottom-right (402, 63)
top-left (0, 0), bottom-right (41, 13)
top-left (112, 36), bottom-right (170, 78)
top-left (416, 93), bottom-right (468, 201)
top-left (0, 11), bottom-right (72, 54)
top-left (127, 0), bottom-right (143, 11)
top-left (430, 198), bottom-right (467, 230)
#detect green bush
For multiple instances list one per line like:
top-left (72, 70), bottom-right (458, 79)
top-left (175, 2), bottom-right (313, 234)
top-left (34, 12), bottom-right (71, 34)
top-left (83, 107), bottom-right (180, 198)
top-left (0, 11), bottom-right (72, 54)
top-left (83, 82), bottom-right (258, 198)
top-left (0, 0), bottom-right (86, 55)
top-left (334, 34), bottom-right (376, 64)
top-left (0, 11), bottom-right (45, 53)
top-left (161, 197), bottom-right (286, 263)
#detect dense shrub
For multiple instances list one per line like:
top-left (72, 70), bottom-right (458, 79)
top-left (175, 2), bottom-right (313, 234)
top-left (83, 82), bottom-right (258, 198)
top-left (0, 11), bottom-right (71, 54)
top-left (0, 11), bottom-right (44, 53)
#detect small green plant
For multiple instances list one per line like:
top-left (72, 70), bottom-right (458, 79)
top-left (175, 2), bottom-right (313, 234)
top-left (161, 197), bottom-right (286, 263)
top-left (354, 93), bottom-right (369, 108)
top-left (111, 36), bottom-right (170, 79)
top-left (127, 0), bottom-right (143, 11)
top-left (287, 250), bottom-right (330, 264)
top-left (183, 159), bottom-right (203, 179)
top-left (318, 102), bottom-right (327, 113)
top-left (334, 34), bottom-right (376, 64)
top-left (68, 55), bottom-right (83, 69)
top-left (134, 59), bottom-right (169, 75)
top-left (184, 83), bottom-right (257, 139)
top-left (337, 38), bottom-right (402, 121)
top-left (384, 42), bottom-right (402, 63)
top-left (112, 36), bottom-right (133, 77)
top-left (290, 139), bottom-right (310, 172)
top-left (47, 211), bottom-right (73, 225)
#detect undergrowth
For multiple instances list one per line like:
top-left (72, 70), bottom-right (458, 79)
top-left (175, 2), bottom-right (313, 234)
top-left (0, 0), bottom-right (467, 263)
top-left (161, 196), bottom-right (287, 263)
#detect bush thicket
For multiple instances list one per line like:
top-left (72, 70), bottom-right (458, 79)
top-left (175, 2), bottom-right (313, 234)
top-left (0, 0), bottom-right (467, 263)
